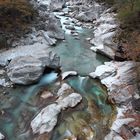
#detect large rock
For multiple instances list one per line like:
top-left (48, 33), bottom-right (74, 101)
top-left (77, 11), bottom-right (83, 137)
top-left (76, 11), bottom-right (96, 22)
top-left (7, 56), bottom-right (44, 85)
top-left (31, 93), bottom-right (82, 134)
top-left (90, 61), bottom-right (140, 104)
top-left (31, 104), bottom-right (61, 134)
top-left (56, 92), bottom-right (82, 109)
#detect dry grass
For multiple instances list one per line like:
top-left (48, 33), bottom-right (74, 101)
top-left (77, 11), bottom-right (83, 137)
top-left (0, 0), bottom-right (37, 33)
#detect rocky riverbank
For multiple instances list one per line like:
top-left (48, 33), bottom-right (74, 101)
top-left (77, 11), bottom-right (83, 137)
top-left (90, 61), bottom-right (140, 139)
top-left (0, 0), bottom-right (139, 140)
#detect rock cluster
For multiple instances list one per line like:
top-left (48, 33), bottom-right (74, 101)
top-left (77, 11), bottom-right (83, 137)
top-left (90, 61), bottom-right (140, 104)
top-left (90, 9), bottom-right (118, 59)
top-left (90, 61), bottom-right (140, 139)
top-left (31, 83), bottom-right (82, 134)
top-left (0, 0), bottom-right (66, 85)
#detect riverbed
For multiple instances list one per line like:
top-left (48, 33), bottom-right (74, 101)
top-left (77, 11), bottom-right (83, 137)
top-left (0, 2), bottom-right (116, 140)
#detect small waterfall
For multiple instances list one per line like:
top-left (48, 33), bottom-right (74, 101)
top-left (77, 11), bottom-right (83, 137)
top-left (38, 72), bottom-right (58, 86)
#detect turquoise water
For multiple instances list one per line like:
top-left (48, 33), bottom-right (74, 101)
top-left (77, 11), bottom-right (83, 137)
top-left (49, 15), bottom-right (110, 75)
top-left (0, 14), bottom-right (114, 140)
top-left (0, 72), bottom-right (59, 140)
top-left (51, 76), bottom-right (114, 140)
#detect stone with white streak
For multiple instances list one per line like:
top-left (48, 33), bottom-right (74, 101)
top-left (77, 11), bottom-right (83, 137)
top-left (105, 131), bottom-right (124, 140)
top-left (62, 71), bottom-right (77, 80)
top-left (111, 107), bottom-right (135, 133)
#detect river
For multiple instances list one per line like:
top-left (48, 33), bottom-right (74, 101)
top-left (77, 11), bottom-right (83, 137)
top-left (0, 2), bottom-right (116, 140)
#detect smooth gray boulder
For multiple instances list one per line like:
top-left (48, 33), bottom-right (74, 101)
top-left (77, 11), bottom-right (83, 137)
top-left (7, 56), bottom-right (44, 85)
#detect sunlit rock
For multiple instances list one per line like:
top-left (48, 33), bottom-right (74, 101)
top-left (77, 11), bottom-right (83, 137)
top-left (90, 10), bottom-right (118, 59)
top-left (90, 61), bottom-right (140, 104)
top-left (0, 41), bottom-right (61, 68)
top-left (56, 93), bottom-right (82, 109)
top-left (31, 103), bottom-right (61, 134)
top-left (92, 61), bottom-right (140, 139)
top-left (62, 71), bottom-right (78, 80)
top-left (57, 83), bottom-right (72, 96)
top-left (111, 107), bottom-right (135, 133)
top-left (40, 91), bottom-right (53, 99)
top-left (105, 131), bottom-right (124, 140)
top-left (89, 64), bottom-right (116, 79)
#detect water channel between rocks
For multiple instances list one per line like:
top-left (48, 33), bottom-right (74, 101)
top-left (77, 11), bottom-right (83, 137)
top-left (0, 12), bottom-right (116, 140)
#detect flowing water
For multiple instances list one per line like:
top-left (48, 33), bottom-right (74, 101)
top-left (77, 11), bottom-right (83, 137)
top-left (0, 8), bottom-right (116, 140)
top-left (49, 15), bottom-right (110, 75)
top-left (51, 76), bottom-right (115, 140)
